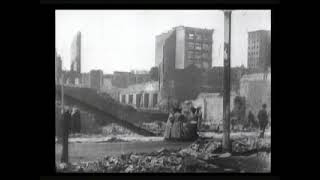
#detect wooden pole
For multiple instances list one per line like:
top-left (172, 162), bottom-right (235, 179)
top-left (61, 71), bottom-right (64, 112)
top-left (60, 69), bottom-right (69, 164)
top-left (222, 10), bottom-right (232, 152)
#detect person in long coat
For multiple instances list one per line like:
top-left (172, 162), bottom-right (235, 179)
top-left (170, 108), bottom-right (185, 140)
top-left (70, 107), bottom-right (76, 134)
top-left (196, 107), bottom-right (202, 130)
top-left (258, 104), bottom-right (269, 138)
top-left (60, 107), bottom-right (71, 163)
top-left (183, 107), bottom-right (198, 140)
top-left (71, 108), bottom-right (81, 133)
top-left (164, 111), bottom-right (174, 140)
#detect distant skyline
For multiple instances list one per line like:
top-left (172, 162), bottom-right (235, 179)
top-left (56, 10), bottom-right (270, 74)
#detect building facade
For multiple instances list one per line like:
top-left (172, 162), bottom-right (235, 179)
top-left (90, 70), bottom-right (103, 91)
top-left (156, 26), bottom-right (214, 111)
top-left (248, 30), bottom-right (271, 72)
top-left (101, 74), bottom-right (113, 91)
top-left (119, 81), bottom-right (160, 110)
top-left (192, 92), bottom-right (236, 130)
top-left (111, 71), bottom-right (134, 88)
top-left (111, 71), bottom-right (150, 88)
top-left (240, 72), bottom-right (271, 117)
top-left (81, 73), bottom-right (91, 88)
top-left (156, 26), bottom-right (214, 69)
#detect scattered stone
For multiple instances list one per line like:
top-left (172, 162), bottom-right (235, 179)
top-left (224, 168), bottom-right (233, 171)
top-left (219, 152), bottom-right (231, 158)
top-left (57, 135), bottom-right (270, 173)
top-left (130, 154), bottom-right (140, 163)
top-left (58, 163), bottom-right (68, 170)
top-left (206, 164), bottom-right (218, 169)
top-left (125, 165), bottom-right (134, 173)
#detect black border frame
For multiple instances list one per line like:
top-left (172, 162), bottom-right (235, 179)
top-left (40, 1), bottom-right (280, 178)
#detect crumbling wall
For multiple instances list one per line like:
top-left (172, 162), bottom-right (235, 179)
top-left (192, 93), bottom-right (236, 130)
top-left (159, 31), bottom-right (177, 111)
top-left (174, 65), bottom-right (203, 102)
top-left (240, 73), bottom-right (271, 117)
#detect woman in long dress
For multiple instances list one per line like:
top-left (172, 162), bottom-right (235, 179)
top-left (170, 108), bottom-right (184, 140)
top-left (164, 111), bottom-right (174, 140)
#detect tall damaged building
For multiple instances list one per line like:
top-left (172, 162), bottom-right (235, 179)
top-left (69, 31), bottom-right (82, 85)
top-left (71, 31), bottom-right (82, 73)
top-left (248, 30), bottom-right (271, 73)
top-left (155, 26), bottom-right (214, 110)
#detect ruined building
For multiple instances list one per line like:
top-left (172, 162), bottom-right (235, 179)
top-left (71, 31), bottom-right (81, 73)
top-left (119, 81), bottom-right (159, 110)
top-left (70, 31), bottom-right (82, 85)
top-left (248, 30), bottom-right (271, 73)
top-left (156, 26), bottom-right (214, 110)
top-left (155, 26), bottom-right (213, 70)
top-left (55, 50), bottom-right (62, 84)
top-left (89, 69), bottom-right (104, 91)
top-left (111, 71), bottom-right (135, 88)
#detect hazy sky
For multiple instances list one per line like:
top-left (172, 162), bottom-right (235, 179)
top-left (56, 10), bottom-right (270, 74)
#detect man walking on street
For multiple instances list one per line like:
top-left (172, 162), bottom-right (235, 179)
top-left (258, 104), bottom-right (268, 138)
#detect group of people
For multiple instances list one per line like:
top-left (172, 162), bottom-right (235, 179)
top-left (60, 106), bottom-right (82, 135)
top-left (245, 104), bottom-right (270, 138)
top-left (164, 103), bottom-right (202, 141)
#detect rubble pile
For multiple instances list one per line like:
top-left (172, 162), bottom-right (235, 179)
top-left (231, 136), bottom-right (271, 153)
top-left (178, 138), bottom-right (222, 160)
top-left (56, 148), bottom-right (223, 173)
top-left (140, 121), bottom-right (166, 136)
top-left (56, 137), bottom-right (270, 173)
top-left (101, 123), bottom-right (138, 136)
top-left (178, 136), bottom-right (270, 158)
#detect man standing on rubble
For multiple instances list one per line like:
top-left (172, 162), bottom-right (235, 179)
top-left (258, 104), bottom-right (269, 138)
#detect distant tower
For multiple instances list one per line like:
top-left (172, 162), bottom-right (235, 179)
top-left (70, 31), bottom-right (81, 73)
top-left (247, 30), bottom-right (271, 72)
top-left (55, 50), bottom-right (62, 84)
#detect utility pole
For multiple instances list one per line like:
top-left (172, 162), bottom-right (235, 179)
top-left (222, 10), bottom-right (232, 152)
top-left (60, 68), bottom-right (69, 164)
top-left (61, 70), bottom-right (64, 112)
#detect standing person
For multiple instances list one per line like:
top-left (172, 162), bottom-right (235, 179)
top-left (164, 109), bottom-right (174, 140)
top-left (182, 106), bottom-right (196, 140)
top-left (268, 110), bottom-right (271, 129)
top-left (188, 106), bottom-right (198, 140)
top-left (60, 107), bottom-right (71, 164)
top-left (196, 107), bottom-right (202, 130)
top-left (171, 107), bottom-right (185, 140)
top-left (247, 110), bottom-right (255, 130)
top-left (258, 104), bottom-right (269, 138)
top-left (230, 111), bottom-right (236, 131)
top-left (70, 107), bottom-right (76, 134)
top-left (72, 108), bottom-right (81, 133)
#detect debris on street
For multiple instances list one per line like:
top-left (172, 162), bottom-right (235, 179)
top-left (140, 121), bottom-right (166, 136)
top-left (56, 136), bottom-right (270, 173)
